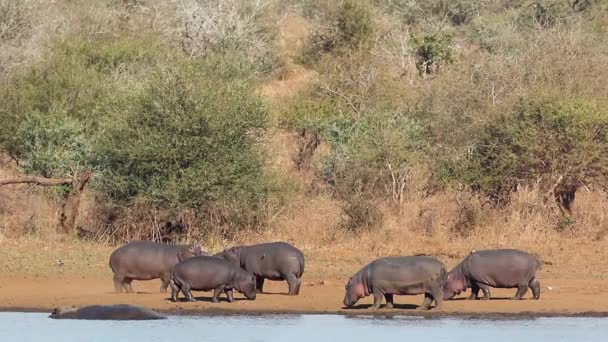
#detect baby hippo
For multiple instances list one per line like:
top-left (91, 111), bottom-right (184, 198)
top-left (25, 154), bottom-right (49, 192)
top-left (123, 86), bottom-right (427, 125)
top-left (170, 256), bottom-right (257, 303)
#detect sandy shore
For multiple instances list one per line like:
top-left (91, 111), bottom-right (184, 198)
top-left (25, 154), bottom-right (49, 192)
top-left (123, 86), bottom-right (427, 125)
top-left (1, 275), bottom-right (607, 317)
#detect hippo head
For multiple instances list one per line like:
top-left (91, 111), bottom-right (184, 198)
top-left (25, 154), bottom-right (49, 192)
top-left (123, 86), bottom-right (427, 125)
top-left (177, 245), bottom-right (205, 262)
top-left (343, 277), bottom-right (365, 307)
top-left (443, 273), bottom-right (466, 300)
top-left (49, 306), bottom-right (77, 319)
top-left (235, 272), bottom-right (257, 300)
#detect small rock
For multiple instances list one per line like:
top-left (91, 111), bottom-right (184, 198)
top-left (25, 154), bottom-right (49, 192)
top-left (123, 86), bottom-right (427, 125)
top-left (320, 280), bottom-right (328, 285)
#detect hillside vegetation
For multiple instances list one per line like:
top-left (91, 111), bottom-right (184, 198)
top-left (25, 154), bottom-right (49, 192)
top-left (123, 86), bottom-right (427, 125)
top-left (1, 0), bottom-right (607, 260)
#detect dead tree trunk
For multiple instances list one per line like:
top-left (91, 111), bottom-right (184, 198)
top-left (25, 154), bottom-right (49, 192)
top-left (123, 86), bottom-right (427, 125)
top-left (59, 170), bottom-right (92, 234)
top-left (0, 170), bottom-right (92, 234)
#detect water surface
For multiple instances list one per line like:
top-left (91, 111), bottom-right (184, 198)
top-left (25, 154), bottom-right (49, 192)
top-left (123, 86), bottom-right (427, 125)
top-left (0, 312), bottom-right (605, 342)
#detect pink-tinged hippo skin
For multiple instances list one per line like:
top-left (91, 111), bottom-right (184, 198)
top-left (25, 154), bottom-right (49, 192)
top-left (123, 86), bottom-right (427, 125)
top-left (49, 304), bottom-right (166, 320)
top-left (343, 256), bottom-right (447, 310)
top-left (170, 256), bottom-right (257, 303)
top-left (214, 241), bottom-right (305, 296)
top-left (443, 249), bottom-right (541, 301)
top-left (109, 240), bottom-right (206, 293)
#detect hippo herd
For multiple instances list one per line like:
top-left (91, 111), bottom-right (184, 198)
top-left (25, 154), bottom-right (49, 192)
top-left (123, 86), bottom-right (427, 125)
top-left (50, 241), bottom-right (541, 319)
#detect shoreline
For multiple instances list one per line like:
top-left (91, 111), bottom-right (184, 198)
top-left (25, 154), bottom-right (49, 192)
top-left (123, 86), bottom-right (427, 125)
top-left (3, 306), bottom-right (608, 319)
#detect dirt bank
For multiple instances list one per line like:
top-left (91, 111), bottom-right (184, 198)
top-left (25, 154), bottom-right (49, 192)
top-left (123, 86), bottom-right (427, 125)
top-left (1, 275), bottom-right (607, 316)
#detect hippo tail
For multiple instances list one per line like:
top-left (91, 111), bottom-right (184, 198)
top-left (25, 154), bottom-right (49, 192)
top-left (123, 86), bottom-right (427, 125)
top-left (297, 252), bottom-right (305, 278)
top-left (438, 266), bottom-right (448, 288)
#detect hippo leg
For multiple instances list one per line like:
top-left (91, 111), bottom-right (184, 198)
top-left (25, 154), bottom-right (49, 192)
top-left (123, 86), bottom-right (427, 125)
top-left (113, 274), bottom-right (125, 293)
top-left (225, 289), bottom-right (234, 303)
top-left (123, 278), bottom-right (134, 293)
top-left (467, 284), bottom-right (480, 300)
top-left (183, 284), bottom-right (197, 302)
top-left (255, 276), bottom-right (265, 294)
top-left (478, 283), bottom-right (491, 300)
top-left (512, 285), bottom-right (528, 300)
top-left (286, 273), bottom-right (299, 296)
top-left (212, 286), bottom-right (225, 303)
top-left (371, 290), bottom-right (383, 309)
top-left (530, 278), bottom-right (541, 300)
top-left (170, 280), bottom-right (180, 302)
top-left (160, 273), bottom-right (171, 293)
top-left (430, 285), bottom-right (444, 310)
top-left (417, 294), bottom-right (433, 310)
top-left (384, 294), bottom-right (394, 309)
top-left (294, 277), bottom-right (302, 295)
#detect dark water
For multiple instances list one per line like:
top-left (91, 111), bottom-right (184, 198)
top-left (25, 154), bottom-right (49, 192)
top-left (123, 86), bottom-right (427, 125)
top-left (0, 312), bottom-right (606, 342)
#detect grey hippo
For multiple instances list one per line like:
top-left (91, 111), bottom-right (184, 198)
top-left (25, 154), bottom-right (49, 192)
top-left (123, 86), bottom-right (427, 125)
top-left (343, 256), bottom-right (447, 310)
top-left (49, 304), bottom-right (166, 320)
top-left (109, 240), bottom-right (206, 293)
top-left (170, 255), bottom-right (257, 303)
top-left (443, 248), bottom-right (541, 300)
top-left (215, 241), bottom-right (305, 295)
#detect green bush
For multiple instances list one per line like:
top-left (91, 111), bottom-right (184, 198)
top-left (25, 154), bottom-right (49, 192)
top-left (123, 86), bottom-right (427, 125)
top-left (297, 0), bottom-right (373, 66)
top-left (91, 60), bottom-right (270, 210)
top-left (411, 32), bottom-right (454, 76)
top-left (458, 98), bottom-right (608, 204)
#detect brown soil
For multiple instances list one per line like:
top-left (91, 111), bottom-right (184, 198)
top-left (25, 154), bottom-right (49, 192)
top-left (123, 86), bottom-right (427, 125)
top-left (2, 275), bottom-right (607, 316)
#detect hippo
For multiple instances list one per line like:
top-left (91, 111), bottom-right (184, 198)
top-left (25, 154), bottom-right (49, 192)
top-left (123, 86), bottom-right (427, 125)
top-left (343, 256), bottom-right (447, 310)
top-left (170, 255), bottom-right (257, 303)
top-left (109, 240), bottom-right (206, 293)
top-left (214, 241), bottom-right (305, 295)
top-left (49, 304), bottom-right (166, 320)
top-left (443, 248), bottom-right (541, 301)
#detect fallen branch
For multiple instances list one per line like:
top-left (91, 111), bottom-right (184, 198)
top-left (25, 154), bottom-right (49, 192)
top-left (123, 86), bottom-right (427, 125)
top-left (0, 176), bottom-right (72, 187)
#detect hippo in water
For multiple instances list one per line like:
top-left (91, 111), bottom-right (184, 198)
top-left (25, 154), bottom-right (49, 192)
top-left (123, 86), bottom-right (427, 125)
top-left (109, 240), bottom-right (206, 293)
top-left (214, 242), bottom-right (305, 295)
top-left (443, 248), bottom-right (541, 300)
top-left (343, 256), bottom-right (447, 310)
top-left (170, 255), bottom-right (257, 302)
top-left (49, 304), bottom-right (166, 320)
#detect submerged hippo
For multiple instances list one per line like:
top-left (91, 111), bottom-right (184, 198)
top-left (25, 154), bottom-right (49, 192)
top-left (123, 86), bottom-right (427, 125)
top-left (443, 248), bottom-right (541, 300)
top-left (170, 255), bottom-right (257, 302)
top-left (214, 242), bottom-right (305, 295)
top-left (109, 240), bottom-right (206, 293)
top-left (343, 256), bottom-right (447, 310)
top-left (49, 304), bottom-right (166, 320)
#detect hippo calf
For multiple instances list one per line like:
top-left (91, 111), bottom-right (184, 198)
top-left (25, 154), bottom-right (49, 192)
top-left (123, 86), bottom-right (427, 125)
top-left (443, 248), bottom-right (541, 300)
top-left (109, 240), bottom-right (206, 293)
top-left (215, 241), bottom-right (305, 295)
top-left (343, 256), bottom-right (447, 310)
top-left (170, 256), bottom-right (257, 303)
top-left (49, 304), bottom-right (166, 320)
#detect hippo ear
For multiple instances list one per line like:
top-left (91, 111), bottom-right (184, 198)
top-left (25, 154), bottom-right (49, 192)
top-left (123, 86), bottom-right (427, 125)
top-left (260, 253), bottom-right (265, 260)
top-left (447, 273), bottom-right (451, 280)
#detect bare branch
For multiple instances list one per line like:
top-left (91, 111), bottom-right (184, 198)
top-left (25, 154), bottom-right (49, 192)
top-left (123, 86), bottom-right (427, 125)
top-left (0, 176), bottom-right (72, 187)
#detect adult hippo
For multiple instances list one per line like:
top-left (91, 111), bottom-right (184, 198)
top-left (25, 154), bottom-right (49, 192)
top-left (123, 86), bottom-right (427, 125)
top-left (109, 240), bottom-right (206, 293)
top-left (214, 242), bottom-right (305, 295)
top-left (170, 256), bottom-right (257, 302)
top-left (443, 248), bottom-right (541, 300)
top-left (343, 256), bottom-right (447, 310)
top-left (49, 304), bottom-right (166, 320)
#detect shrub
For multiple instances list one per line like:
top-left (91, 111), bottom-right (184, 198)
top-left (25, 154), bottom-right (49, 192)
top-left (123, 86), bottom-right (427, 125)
top-left (459, 98), bottom-right (608, 205)
top-left (338, 196), bottom-right (384, 233)
top-left (0, 0), bottom-right (33, 43)
top-left (177, 0), bottom-right (276, 73)
top-left (411, 32), bottom-right (454, 76)
top-left (297, 0), bottom-right (373, 65)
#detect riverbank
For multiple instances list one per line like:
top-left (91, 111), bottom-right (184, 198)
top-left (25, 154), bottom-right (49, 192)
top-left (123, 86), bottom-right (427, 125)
top-left (1, 275), bottom-right (607, 316)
